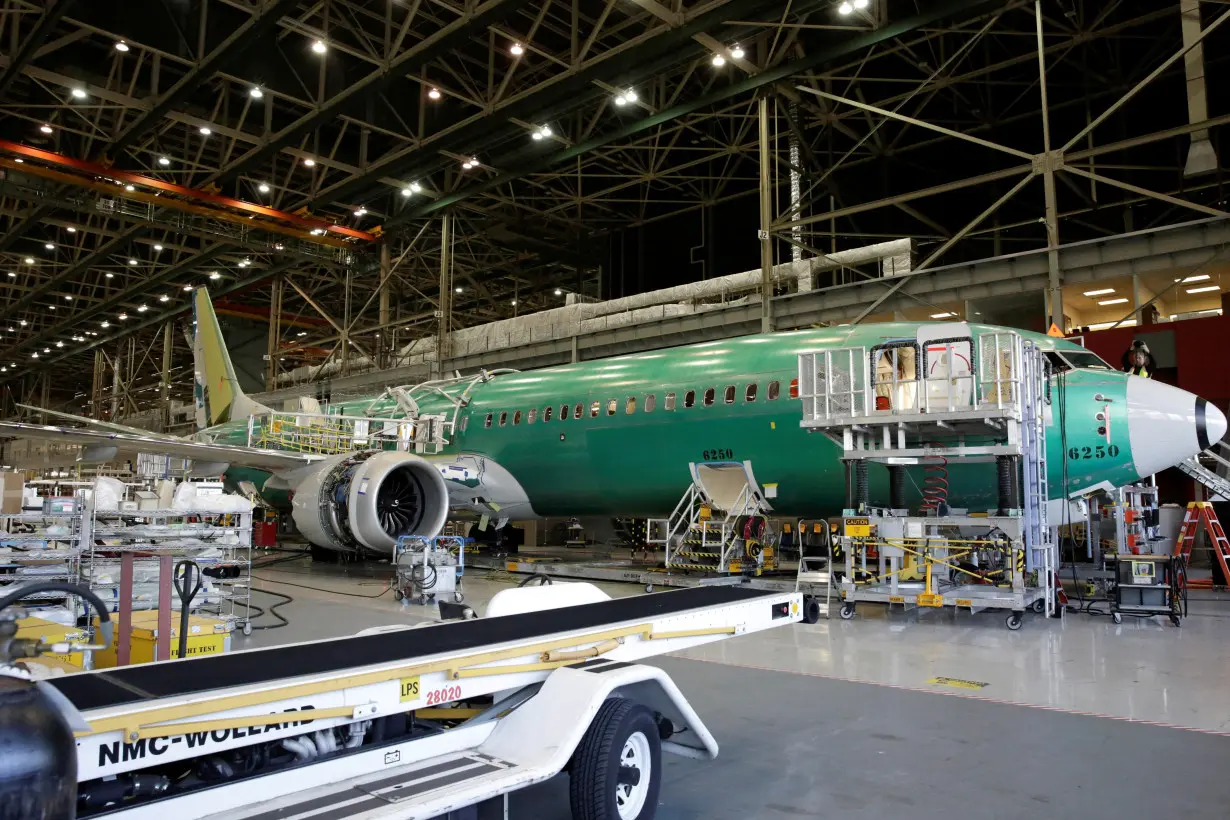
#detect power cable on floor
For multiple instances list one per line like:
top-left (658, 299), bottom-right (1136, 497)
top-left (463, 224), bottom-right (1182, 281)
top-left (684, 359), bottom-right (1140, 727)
top-left (246, 588), bottom-right (293, 630)
top-left (252, 574), bottom-right (392, 599)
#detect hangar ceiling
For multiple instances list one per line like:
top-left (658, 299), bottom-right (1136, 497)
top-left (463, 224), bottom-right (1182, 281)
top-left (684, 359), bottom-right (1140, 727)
top-left (0, 0), bottom-right (1224, 422)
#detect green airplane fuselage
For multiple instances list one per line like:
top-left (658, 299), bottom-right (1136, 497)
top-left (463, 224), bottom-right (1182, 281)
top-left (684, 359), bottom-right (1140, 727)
top-left (211, 323), bottom-right (1137, 518)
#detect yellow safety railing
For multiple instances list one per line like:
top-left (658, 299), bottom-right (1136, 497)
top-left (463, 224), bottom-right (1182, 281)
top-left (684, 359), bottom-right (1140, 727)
top-left (846, 537), bottom-right (1016, 605)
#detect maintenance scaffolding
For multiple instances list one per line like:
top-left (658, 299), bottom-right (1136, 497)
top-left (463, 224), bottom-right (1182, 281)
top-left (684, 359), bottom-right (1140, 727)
top-left (797, 329), bottom-right (1056, 630)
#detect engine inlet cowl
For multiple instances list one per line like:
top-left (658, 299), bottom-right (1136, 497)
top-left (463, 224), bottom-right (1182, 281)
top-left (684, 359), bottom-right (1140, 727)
top-left (291, 451), bottom-right (450, 555)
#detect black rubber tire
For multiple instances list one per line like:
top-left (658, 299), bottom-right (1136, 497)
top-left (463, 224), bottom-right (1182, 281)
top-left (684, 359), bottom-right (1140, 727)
top-left (839, 603), bottom-right (856, 620)
top-left (802, 596), bottom-right (822, 624)
top-left (1031, 598), bottom-right (1045, 614)
top-left (569, 698), bottom-right (661, 820)
top-left (1006, 612), bottom-right (1023, 630)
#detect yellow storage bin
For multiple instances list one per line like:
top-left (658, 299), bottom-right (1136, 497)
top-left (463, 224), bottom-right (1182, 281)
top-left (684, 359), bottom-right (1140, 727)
top-left (93, 611), bottom-right (232, 668)
top-left (15, 617), bottom-right (87, 667)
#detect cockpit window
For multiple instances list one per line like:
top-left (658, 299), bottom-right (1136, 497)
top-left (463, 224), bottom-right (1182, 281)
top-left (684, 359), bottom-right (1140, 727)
top-left (1045, 349), bottom-right (1113, 373)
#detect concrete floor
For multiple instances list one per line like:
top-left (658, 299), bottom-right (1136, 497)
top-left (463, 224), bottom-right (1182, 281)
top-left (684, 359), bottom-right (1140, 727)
top-left (234, 556), bottom-right (1230, 817)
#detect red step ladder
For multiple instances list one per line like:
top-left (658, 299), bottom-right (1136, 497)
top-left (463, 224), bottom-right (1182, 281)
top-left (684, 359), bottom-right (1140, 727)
top-left (1173, 502), bottom-right (1230, 589)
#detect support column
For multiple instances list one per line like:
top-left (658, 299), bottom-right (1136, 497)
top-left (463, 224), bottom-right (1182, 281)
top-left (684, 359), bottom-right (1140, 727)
top-left (378, 244), bottom-right (391, 368)
top-left (110, 346), bottom-right (122, 419)
top-left (1037, 2), bottom-right (1063, 332)
top-left (436, 213), bottom-right (452, 377)
top-left (758, 95), bottom-right (774, 334)
top-left (265, 275), bottom-right (282, 389)
top-left (161, 321), bottom-right (173, 430)
top-left (788, 101), bottom-right (802, 265)
top-left (91, 349), bottom-right (105, 419)
top-left (341, 267), bottom-right (352, 377)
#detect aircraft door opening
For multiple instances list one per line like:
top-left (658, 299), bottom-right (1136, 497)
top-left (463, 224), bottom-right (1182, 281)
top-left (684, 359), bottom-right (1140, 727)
top-left (919, 323), bottom-right (974, 411)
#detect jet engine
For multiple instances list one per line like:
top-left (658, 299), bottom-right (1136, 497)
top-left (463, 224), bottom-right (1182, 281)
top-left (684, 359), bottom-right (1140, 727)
top-left (291, 451), bottom-right (450, 555)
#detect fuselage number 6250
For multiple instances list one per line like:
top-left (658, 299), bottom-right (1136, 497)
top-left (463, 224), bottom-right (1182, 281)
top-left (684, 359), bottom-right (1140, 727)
top-left (1068, 444), bottom-right (1119, 460)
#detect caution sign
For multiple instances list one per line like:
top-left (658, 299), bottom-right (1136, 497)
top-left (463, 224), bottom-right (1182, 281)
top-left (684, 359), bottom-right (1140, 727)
top-left (1046, 322), bottom-right (1065, 338)
top-left (399, 676), bottom-right (421, 702)
top-left (928, 676), bottom-right (990, 690)
top-left (844, 517), bottom-right (871, 537)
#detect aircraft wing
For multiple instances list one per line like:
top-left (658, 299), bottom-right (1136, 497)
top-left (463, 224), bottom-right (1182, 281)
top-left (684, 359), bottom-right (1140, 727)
top-left (15, 404), bottom-right (184, 440)
top-left (0, 421), bottom-right (320, 471)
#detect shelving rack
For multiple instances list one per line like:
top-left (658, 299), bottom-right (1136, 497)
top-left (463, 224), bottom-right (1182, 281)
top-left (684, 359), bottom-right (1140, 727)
top-left (84, 506), bottom-right (254, 635)
top-left (0, 509), bottom-right (87, 604)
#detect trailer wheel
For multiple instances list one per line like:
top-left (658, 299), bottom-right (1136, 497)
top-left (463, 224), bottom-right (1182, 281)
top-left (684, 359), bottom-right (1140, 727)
top-left (569, 698), bottom-right (661, 820)
top-left (801, 596), bottom-right (822, 624)
top-left (838, 603), bottom-right (856, 620)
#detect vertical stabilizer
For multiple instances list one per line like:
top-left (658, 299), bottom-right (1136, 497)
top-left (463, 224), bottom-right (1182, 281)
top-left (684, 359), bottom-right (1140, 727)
top-left (192, 288), bottom-right (269, 429)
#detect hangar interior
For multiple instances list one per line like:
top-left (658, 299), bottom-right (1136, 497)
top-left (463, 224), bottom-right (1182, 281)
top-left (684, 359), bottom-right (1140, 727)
top-left (2, 1), bottom-right (1230, 818)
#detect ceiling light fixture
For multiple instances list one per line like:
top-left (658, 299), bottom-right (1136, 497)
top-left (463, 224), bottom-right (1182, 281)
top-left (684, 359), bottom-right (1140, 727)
top-left (158, 156), bottom-right (170, 166)
top-left (711, 53), bottom-right (725, 67)
top-left (137, 305), bottom-right (148, 312)
top-left (730, 44), bottom-right (745, 60)
top-left (4, 273), bottom-right (12, 278)
top-left (39, 124), bottom-right (53, 134)
top-left (104, 272), bottom-right (114, 278)
top-left (302, 158), bottom-right (315, 167)
top-left (554, 288), bottom-right (563, 296)
top-left (428, 87), bottom-right (441, 100)
top-left (67, 227), bottom-right (76, 233)
top-left (128, 259), bottom-right (138, 265)
top-left (101, 321), bottom-right (109, 328)
top-left (930, 312), bottom-right (957, 319)
top-left (19, 321), bottom-right (26, 326)
top-left (55, 341), bottom-right (63, 347)
top-left (1181, 274), bottom-right (1211, 283)
top-left (199, 126), bottom-right (211, 136)
top-left (44, 243), bottom-right (53, 250)
top-left (125, 184), bottom-right (135, 192)
top-left (153, 244), bottom-right (162, 251)
top-left (249, 87), bottom-right (264, 99)
top-left (1097, 298), bottom-right (1129, 305)
top-left (258, 183), bottom-right (270, 193)
top-left (510, 299), bottom-right (517, 306)
top-left (410, 181), bottom-right (422, 193)
top-left (183, 284), bottom-right (193, 291)
top-left (115, 40), bottom-right (129, 52)
top-left (64, 295), bottom-right (71, 301)
top-left (210, 271), bottom-right (221, 279)
top-left (118, 313), bottom-right (127, 320)
top-left (510, 42), bottom-right (524, 56)
top-left (297, 331), bottom-right (307, 337)
top-left (30, 353), bottom-right (37, 359)
top-left (1187, 285), bottom-right (1221, 294)
top-left (310, 228), bottom-right (323, 236)
top-left (71, 88), bottom-right (87, 99)
top-left (312, 39), bottom-right (327, 54)
top-left (837, 1), bottom-right (853, 14)
top-left (354, 208), bottom-right (367, 217)
top-left (854, 0), bottom-right (869, 8)
top-left (159, 295), bottom-right (169, 302)
top-left (1082, 288), bottom-right (1116, 297)
top-left (454, 286), bottom-right (463, 293)
top-left (23, 258), bottom-right (33, 265)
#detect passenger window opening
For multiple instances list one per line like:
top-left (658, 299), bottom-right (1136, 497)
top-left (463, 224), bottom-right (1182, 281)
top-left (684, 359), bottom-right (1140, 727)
top-left (527, 408), bottom-right (537, 424)
top-left (485, 413), bottom-right (493, 428)
top-left (513, 410), bottom-right (522, 425)
top-left (626, 396), bottom-right (637, 414)
top-left (703, 388), bottom-right (715, 407)
top-left (574, 402), bottom-right (583, 419)
top-left (723, 385), bottom-right (735, 404)
top-left (606, 399), bottom-right (617, 415)
top-left (684, 390), bottom-right (696, 408)
top-left (544, 406), bottom-right (553, 422)
top-left (665, 392), bottom-right (676, 410)
top-left (498, 412), bottom-right (507, 427)
top-left (745, 383), bottom-right (757, 402)
top-left (645, 394), bottom-right (656, 412)
top-left (561, 404), bottom-right (571, 420)
top-left (767, 381), bottom-right (780, 400)
top-left (590, 401), bottom-right (600, 417)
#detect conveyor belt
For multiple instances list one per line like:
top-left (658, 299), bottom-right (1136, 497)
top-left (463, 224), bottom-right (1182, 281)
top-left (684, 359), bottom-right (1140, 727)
top-left (51, 586), bottom-right (774, 713)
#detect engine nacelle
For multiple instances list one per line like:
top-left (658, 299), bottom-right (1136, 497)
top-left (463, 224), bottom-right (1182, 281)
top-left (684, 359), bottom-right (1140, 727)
top-left (291, 451), bottom-right (450, 555)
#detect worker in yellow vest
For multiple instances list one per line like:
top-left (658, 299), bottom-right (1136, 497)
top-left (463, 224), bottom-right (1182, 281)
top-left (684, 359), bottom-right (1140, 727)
top-left (1123, 340), bottom-right (1153, 378)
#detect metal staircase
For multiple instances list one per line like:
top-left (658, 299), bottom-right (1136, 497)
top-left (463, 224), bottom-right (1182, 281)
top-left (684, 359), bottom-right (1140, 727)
top-left (648, 463), bottom-right (774, 575)
top-left (1177, 441), bottom-right (1230, 499)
